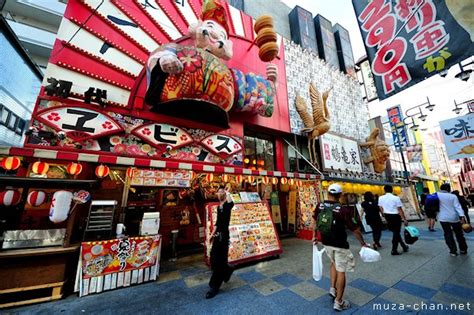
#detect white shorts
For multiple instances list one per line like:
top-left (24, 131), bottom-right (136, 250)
top-left (324, 245), bottom-right (355, 273)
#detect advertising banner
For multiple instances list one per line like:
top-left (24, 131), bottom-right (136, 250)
top-left (387, 105), bottom-right (409, 148)
top-left (320, 133), bottom-right (363, 172)
top-left (78, 236), bottom-right (161, 296)
top-left (440, 114), bottom-right (474, 159)
top-left (406, 145), bottom-right (423, 162)
top-left (353, 0), bottom-right (474, 99)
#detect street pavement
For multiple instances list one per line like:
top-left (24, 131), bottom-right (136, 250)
top-left (5, 213), bottom-right (474, 314)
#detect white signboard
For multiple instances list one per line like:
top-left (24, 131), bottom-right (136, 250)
top-left (320, 133), bottom-right (363, 172)
top-left (359, 60), bottom-right (378, 102)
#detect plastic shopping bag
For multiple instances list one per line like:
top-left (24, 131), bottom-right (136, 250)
top-left (312, 245), bottom-right (326, 281)
top-left (359, 247), bottom-right (381, 263)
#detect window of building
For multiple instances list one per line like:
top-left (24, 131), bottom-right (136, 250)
top-left (0, 104), bottom-right (11, 126)
top-left (286, 136), bottom-right (317, 173)
top-left (244, 132), bottom-right (275, 171)
top-left (15, 118), bottom-right (26, 135)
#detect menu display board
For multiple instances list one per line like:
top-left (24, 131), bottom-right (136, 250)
top-left (205, 202), bottom-right (282, 265)
top-left (130, 169), bottom-right (192, 187)
top-left (297, 184), bottom-right (319, 232)
top-left (77, 236), bottom-right (161, 296)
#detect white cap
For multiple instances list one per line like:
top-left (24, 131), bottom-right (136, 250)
top-left (328, 183), bottom-right (343, 194)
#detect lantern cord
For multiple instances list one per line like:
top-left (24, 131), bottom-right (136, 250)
top-left (283, 139), bottom-right (324, 177)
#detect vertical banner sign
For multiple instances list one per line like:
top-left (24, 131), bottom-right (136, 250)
top-left (270, 191), bottom-right (282, 225)
top-left (288, 190), bottom-right (297, 231)
top-left (387, 105), bottom-right (409, 148)
top-left (439, 114), bottom-right (474, 160)
top-left (352, 0), bottom-right (474, 100)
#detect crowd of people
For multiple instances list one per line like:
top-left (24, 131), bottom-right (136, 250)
top-left (206, 183), bottom-right (471, 312)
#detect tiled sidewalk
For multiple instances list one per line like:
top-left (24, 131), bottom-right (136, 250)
top-left (8, 218), bottom-right (474, 314)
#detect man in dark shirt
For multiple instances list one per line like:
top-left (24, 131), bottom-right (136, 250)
top-left (313, 183), bottom-right (368, 312)
top-left (206, 186), bottom-right (234, 299)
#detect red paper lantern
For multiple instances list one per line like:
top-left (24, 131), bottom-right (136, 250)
top-left (222, 174), bottom-right (230, 182)
top-left (261, 176), bottom-right (270, 184)
top-left (0, 190), bottom-right (21, 206)
top-left (247, 175), bottom-right (255, 183)
top-left (66, 162), bottom-right (82, 176)
top-left (280, 177), bottom-right (288, 184)
top-left (0, 156), bottom-right (21, 171)
top-left (297, 180), bottom-right (304, 187)
top-left (205, 173), bottom-right (214, 182)
top-left (31, 161), bottom-right (49, 175)
top-left (27, 190), bottom-right (47, 207)
top-left (271, 177), bottom-right (279, 185)
top-left (95, 165), bottom-right (110, 178)
top-left (235, 175), bottom-right (243, 183)
top-left (289, 178), bottom-right (295, 185)
top-left (126, 167), bottom-right (135, 178)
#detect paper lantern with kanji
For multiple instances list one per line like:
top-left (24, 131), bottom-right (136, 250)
top-left (95, 165), bottom-right (110, 178)
top-left (261, 176), bottom-right (270, 185)
top-left (49, 190), bottom-right (73, 223)
top-left (247, 175), bottom-right (255, 183)
top-left (0, 156), bottom-right (21, 171)
top-left (66, 162), bottom-right (83, 176)
top-left (235, 175), bottom-right (243, 183)
top-left (31, 161), bottom-right (49, 175)
top-left (27, 190), bottom-right (47, 207)
top-left (271, 177), bottom-right (279, 185)
top-left (0, 190), bottom-right (21, 206)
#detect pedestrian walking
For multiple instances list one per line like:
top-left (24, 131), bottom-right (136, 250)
top-left (313, 183), bottom-right (369, 311)
top-left (206, 187), bottom-right (234, 299)
top-left (420, 187), bottom-right (429, 214)
top-left (438, 184), bottom-right (468, 256)
top-left (422, 188), bottom-right (438, 232)
top-left (360, 191), bottom-right (383, 249)
top-left (378, 185), bottom-right (409, 255)
top-left (452, 190), bottom-right (471, 224)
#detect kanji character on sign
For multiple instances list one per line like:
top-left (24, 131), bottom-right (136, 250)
top-left (394, 0), bottom-right (435, 33)
top-left (410, 20), bottom-right (450, 59)
top-left (423, 47), bottom-right (452, 72)
top-left (154, 126), bottom-right (179, 144)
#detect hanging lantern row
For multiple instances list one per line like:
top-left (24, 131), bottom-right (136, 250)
top-left (31, 161), bottom-right (49, 175)
top-left (0, 156), bottom-right (21, 171)
top-left (66, 162), bottom-right (83, 176)
top-left (203, 173), bottom-right (307, 187)
top-left (320, 181), bottom-right (403, 195)
top-left (95, 164), bottom-right (110, 178)
top-left (126, 167), bottom-right (135, 178)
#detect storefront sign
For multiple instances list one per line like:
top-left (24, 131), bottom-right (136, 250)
top-left (353, 0), bottom-right (474, 100)
top-left (130, 169), bottom-right (192, 187)
top-left (387, 105), bottom-right (409, 148)
top-left (288, 190), bottom-right (297, 230)
top-left (359, 59), bottom-right (378, 101)
top-left (132, 123), bottom-right (193, 151)
top-left (200, 135), bottom-right (242, 159)
top-left (297, 184), bottom-right (319, 235)
top-left (400, 187), bottom-right (421, 220)
top-left (440, 114), bottom-right (474, 160)
top-left (36, 105), bottom-right (123, 141)
top-left (269, 192), bottom-right (282, 225)
top-left (78, 236), bottom-right (161, 297)
top-left (320, 133), bottom-right (363, 172)
top-left (205, 202), bottom-right (282, 265)
top-left (406, 145), bottom-right (422, 162)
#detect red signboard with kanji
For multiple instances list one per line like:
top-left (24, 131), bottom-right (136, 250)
top-left (353, 0), bottom-right (474, 99)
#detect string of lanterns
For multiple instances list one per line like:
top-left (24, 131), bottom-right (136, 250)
top-left (0, 156), bottom-right (21, 171)
top-left (320, 180), bottom-right (402, 195)
top-left (203, 173), bottom-right (306, 187)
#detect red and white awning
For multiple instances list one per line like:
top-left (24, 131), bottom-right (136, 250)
top-left (0, 147), bottom-right (321, 180)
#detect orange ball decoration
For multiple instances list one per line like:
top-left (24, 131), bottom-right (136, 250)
top-left (66, 162), bottom-right (83, 176)
top-left (31, 161), bottom-right (49, 175)
top-left (95, 165), bottom-right (110, 178)
top-left (0, 156), bottom-right (21, 171)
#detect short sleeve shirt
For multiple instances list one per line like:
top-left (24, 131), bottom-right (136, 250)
top-left (313, 201), bottom-right (359, 249)
top-left (378, 193), bottom-right (402, 214)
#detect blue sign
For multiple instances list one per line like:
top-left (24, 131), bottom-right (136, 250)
top-left (440, 114), bottom-right (474, 160)
top-left (387, 105), bottom-right (409, 148)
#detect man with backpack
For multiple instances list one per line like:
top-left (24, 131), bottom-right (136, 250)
top-left (424, 188), bottom-right (439, 231)
top-left (437, 184), bottom-right (468, 256)
top-left (313, 183), bottom-right (369, 312)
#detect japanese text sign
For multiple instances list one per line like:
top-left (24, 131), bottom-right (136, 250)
top-left (320, 133), bottom-right (363, 172)
top-left (353, 0), bottom-right (474, 100)
top-left (387, 105), bottom-right (409, 148)
top-left (440, 114), bottom-right (474, 160)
